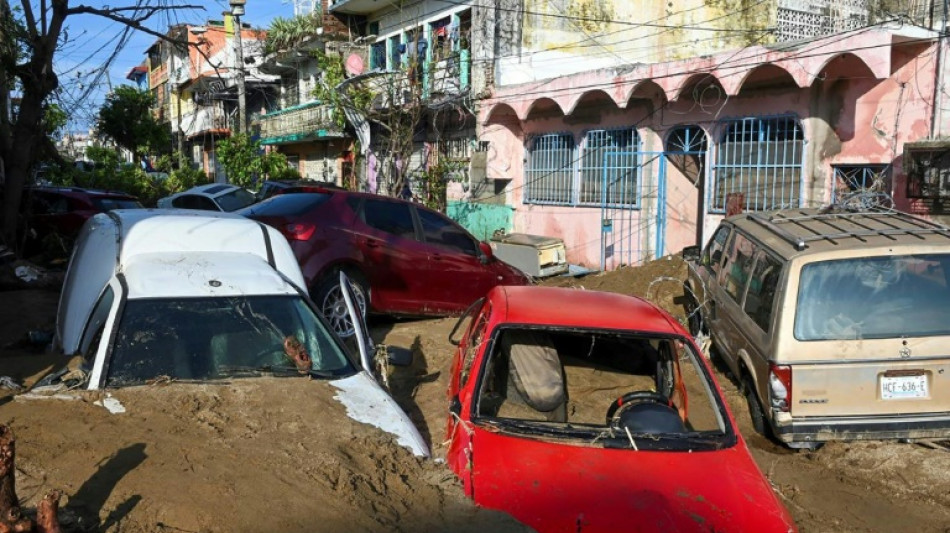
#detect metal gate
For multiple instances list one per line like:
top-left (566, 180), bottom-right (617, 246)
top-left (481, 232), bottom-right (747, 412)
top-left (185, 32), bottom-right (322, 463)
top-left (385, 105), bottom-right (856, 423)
top-left (600, 147), bottom-right (706, 271)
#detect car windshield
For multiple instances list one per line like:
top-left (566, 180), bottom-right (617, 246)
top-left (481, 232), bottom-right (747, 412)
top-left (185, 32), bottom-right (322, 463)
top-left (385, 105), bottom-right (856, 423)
top-left (795, 254), bottom-right (950, 340)
top-left (93, 198), bottom-right (143, 211)
top-left (215, 188), bottom-right (257, 212)
top-left (238, 192), bottom-right (332, 217)
top-left (474, 327), bottom-right (733, 451)
top-left (107, 295), bottom-right (356, 386)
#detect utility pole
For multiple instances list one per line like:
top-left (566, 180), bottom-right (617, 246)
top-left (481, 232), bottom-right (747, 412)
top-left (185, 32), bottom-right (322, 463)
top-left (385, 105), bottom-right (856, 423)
top-left (229, 0), bottom-right (248, 135)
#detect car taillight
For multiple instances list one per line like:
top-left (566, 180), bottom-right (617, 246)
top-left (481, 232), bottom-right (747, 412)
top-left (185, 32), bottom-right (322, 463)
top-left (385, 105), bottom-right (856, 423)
top-left (283, 222), bottom-right (315, 241)
top-left (769, 364), bottom-right (792, 412)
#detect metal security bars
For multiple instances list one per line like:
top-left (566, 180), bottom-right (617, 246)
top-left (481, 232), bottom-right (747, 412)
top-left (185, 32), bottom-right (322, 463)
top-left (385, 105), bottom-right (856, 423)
top-left (525, 129), bottom-right (640, 207)
top-left (712, 116), bottom-right (804, 212)
top-left (580, 129), bottom-right (639, 206)
top-left (525, 133), bottom-right (576, 204)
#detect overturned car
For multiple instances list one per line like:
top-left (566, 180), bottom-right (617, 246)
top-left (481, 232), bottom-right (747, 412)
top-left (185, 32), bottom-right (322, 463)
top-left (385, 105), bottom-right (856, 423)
top-left (41, 209), bottom-right (428, 456)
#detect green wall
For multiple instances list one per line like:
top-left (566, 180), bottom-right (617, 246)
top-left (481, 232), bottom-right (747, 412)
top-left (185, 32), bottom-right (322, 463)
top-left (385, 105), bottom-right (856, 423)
top-left (448, 201), bottom-right (514, 241)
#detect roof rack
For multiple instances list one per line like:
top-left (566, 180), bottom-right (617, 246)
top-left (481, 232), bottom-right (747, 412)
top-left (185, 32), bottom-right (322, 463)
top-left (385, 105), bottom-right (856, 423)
top-left (746, 208), bottom-right (950, 251)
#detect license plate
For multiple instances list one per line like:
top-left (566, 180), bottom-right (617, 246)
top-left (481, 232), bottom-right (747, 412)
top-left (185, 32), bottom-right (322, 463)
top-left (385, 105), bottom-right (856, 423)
top-left (880, 374), bottom-right (928, 400)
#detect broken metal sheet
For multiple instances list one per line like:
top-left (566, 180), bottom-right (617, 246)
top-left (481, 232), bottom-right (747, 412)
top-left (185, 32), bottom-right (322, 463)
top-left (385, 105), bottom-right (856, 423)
top-left (331, 372), bottom-right (429, 458)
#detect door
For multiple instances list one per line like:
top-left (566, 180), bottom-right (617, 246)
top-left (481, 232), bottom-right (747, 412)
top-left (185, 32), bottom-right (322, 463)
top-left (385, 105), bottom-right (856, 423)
top-left (340, 271), bottom-right (375, 378)
top-left (355, 198), bottom-right (431, 312)
top-left (664, 126), bottom-right (708, 250)
top-left (415, 207), bottom-right (495, 313)
top-left (599, 151), bottom-right (650, 271)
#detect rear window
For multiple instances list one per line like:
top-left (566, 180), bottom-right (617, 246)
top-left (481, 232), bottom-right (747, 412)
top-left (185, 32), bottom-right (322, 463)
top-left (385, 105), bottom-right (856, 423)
top-left (238, 193), bottom-right (332, 217)
top-left (794, 254), bottom-right (950, 340)
top-left (215, 188), bottom-right (257, 212)
top-left (93, 198), bottom-right (143, 211)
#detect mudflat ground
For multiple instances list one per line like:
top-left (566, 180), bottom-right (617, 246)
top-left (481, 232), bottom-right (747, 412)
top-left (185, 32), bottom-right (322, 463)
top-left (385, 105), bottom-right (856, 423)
top-left (2, 257), bottom-right (950, 532)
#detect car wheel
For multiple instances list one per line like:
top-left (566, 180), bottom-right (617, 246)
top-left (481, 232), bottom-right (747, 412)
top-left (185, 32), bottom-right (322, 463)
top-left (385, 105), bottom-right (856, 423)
top-left (314, 271), bottom-right (369, 339)
top-left (743, 375), bottom-right (771, 437)
top-left (684, 289), bottom-right (705, 336)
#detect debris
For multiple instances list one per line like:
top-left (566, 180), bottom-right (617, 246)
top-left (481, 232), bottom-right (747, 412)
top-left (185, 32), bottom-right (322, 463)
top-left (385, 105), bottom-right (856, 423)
top-left (35, 490), bottom-right (62, 533)
top-left (93, 394), bottom-right (126, 415)
top-left (14, 266), bottom-right (40, 283)
top-left (283, 335), bottom-right (312, 374)
top-left (0, 425), bottom-right (35, 533)
top-left (0, 378), bottom-right (21, 392)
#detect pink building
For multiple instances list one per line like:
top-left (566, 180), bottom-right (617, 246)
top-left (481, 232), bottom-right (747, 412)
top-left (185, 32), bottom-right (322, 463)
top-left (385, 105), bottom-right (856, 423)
top-left (474, 25), bottom-right (949, 270)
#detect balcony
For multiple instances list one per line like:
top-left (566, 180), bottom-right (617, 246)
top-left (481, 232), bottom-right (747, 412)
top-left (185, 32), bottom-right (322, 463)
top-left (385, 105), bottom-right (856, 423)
top-left (180, 105), bottom-right (231, 138)
top-left (328, 0), bottom-right (397, 15)
top-left (259, 100), bottom-right (344, 146)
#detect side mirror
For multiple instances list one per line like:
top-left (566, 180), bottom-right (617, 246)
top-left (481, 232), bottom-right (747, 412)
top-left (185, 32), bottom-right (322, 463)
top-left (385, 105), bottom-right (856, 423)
top-left (710, 249), bottom-right (722, 266)
top-left (478, 241), bottom-right (494, 264)
top-left (682, 245), bottom-right (700, 262)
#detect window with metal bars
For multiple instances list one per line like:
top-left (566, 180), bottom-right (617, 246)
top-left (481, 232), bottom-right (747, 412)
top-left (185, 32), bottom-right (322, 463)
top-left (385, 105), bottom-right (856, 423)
top-left (579, 129), bottom-right (639, 207)
top-left (525, 129), bottom-right (640, 207)
top-left (712, 116), bottom-right (804, 212)
top-left (525, 133), bottom-right (575, 205)
top-left (832, 164), bottom-right (890, 200)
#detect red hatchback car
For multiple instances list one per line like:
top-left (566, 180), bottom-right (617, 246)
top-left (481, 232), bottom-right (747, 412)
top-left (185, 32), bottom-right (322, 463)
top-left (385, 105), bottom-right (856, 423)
top-left (445, 286), bottom-right (797, 533)
top-left (238, 191), bottom-right (529, 336)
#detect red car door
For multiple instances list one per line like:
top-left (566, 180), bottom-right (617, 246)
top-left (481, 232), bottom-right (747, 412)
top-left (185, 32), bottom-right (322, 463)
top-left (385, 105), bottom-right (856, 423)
top-left (355, 198), bottom-right (433, 313)
top-left (415, 208), bottom-right (499, 313)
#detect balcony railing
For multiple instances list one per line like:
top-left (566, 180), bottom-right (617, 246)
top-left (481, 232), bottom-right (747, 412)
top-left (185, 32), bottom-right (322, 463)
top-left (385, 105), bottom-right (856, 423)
top-left (259, 100), bottom-right (344, 144)
top-left (179, 105), bottom-right (231, 138)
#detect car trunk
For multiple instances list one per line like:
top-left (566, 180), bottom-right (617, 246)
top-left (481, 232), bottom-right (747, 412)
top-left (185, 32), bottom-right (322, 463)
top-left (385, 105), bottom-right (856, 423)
top-left (787, 336), bottom-right (950, 418)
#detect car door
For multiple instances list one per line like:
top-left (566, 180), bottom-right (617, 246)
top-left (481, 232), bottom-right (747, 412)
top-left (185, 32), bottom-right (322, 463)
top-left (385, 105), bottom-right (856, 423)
top-left (354, 198), bottom-right (431, 313)
top-left (445, 298), bottom-right (492, 495)
top-left (415, 207), bottom-right (496, 313)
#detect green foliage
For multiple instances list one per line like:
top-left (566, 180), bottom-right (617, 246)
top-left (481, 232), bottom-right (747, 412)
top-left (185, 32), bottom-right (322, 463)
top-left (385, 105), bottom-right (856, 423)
top-left (45, 147), bottom-right (209, 207)
top-left (217, 134), bottom-right (299, 189)
top-left (265, 13), bottom-right (324, 55)
top-left (417, 159), bottom-right (464, 212)
top-left (311, 50), bottom-right (375, 130)
top-left (96, 85), bottom-right (170, 161)
top-left (43, 103), bottom-right (67, 136)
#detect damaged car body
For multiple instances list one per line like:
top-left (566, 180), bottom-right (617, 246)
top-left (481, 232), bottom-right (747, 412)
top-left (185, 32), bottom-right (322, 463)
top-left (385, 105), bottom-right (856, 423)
top-left (42, 209), bottom-right (428, 457)
top-left (444, 286), bottom-right (796, 532)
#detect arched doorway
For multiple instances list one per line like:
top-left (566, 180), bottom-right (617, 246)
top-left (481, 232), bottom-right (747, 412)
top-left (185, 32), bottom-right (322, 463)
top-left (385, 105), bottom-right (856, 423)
top-left (664, 126), bottom-right (708, 250)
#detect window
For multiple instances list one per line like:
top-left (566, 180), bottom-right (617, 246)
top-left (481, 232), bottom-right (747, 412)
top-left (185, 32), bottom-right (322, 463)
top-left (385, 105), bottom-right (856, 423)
top-left (525, 134), bottom-right (575, 204)
top-left (525, 129), bottom-right (640, 207)
top-left (579, 129), bottom-right (639, 206)
top-left (832, 164), bottom-right (891, 203)
top-left (173, 195), bottom-right (218, 211)
top-left (721, 232), bottom-right (756, 303)
top-left (370, 42), bottom-right (386, 70)
top-left (362, 199), bottom-right (416, 239)
top-left (744, 252), bottom-right (781, 332)
top-left (703, 225), bottom-right (731, 274)
top-left (417, 209), bottom-right (478, 256)
top-left (389, 35), bottom-right (401, 68)
top-left (713, 116), bottom-right (804, 212)
top-left (905, 148), bottom-right (950, 200)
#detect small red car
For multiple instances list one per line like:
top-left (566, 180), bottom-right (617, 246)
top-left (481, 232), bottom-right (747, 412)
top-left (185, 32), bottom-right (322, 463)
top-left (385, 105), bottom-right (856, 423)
top-left (445, 286), bottom-right (797, 533)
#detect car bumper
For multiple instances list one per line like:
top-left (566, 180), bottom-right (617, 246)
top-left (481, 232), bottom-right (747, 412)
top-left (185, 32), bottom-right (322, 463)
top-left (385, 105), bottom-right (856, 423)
top-left (774, 412), bottom-right (950, 444)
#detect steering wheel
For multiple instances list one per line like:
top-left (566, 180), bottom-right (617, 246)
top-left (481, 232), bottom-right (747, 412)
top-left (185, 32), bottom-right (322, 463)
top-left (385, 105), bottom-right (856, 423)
top-left (605, 391), bottom-right (670, 426)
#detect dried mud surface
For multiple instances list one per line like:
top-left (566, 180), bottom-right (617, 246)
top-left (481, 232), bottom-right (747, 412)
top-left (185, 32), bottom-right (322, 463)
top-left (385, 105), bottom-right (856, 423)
top-left (3, 257), bottom-right (950, 532)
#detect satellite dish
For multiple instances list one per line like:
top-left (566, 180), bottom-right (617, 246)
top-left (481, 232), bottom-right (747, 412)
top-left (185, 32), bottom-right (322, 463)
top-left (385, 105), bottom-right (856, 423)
top-left (344, 53), bottom-right (365, 76)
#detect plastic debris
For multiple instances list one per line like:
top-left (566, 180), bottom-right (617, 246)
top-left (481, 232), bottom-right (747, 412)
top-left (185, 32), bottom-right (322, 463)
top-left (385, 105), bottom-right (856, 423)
top-left (14, 265), bottom-right (40, 283)
top-left (94, 394), bottom-right (127, 414)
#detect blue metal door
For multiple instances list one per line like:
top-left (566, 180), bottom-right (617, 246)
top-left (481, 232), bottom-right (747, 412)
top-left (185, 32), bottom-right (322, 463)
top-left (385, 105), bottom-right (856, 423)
top-left (599, 151), bottom-right (667, 271)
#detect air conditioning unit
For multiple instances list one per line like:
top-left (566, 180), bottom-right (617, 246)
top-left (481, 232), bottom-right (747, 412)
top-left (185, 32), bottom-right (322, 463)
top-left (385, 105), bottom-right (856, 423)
top-left (490, 233), bottom-right (569, 278)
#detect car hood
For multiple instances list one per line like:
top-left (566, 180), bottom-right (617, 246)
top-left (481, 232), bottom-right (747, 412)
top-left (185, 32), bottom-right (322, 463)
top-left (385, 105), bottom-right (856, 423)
top-left (471, 429), bottom-right (796, 532)
top-left (330, 372), bottom-right (429, 457)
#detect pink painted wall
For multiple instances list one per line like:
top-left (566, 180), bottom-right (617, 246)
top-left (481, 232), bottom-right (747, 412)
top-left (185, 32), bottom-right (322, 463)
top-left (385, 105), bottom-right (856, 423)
top-left (479, 31), bottom-right (939, 269)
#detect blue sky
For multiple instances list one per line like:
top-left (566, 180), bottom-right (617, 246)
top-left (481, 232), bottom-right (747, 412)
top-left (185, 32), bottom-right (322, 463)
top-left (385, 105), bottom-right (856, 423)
top-left (55, 0), bottom-right (298, 131)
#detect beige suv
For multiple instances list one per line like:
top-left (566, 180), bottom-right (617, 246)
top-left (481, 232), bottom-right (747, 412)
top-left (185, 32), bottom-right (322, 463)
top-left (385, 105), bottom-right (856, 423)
top-left (683, 207), bottom-right (950, 450)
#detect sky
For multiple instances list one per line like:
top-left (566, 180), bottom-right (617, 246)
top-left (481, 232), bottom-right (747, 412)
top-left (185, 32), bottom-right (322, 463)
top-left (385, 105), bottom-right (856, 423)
top-left (54, 0), bottom-right (300, 132)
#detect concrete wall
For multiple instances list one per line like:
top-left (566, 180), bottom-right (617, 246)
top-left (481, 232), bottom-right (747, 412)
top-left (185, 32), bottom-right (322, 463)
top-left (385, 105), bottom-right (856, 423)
top-left (478, 29), bottom-right (939, 269)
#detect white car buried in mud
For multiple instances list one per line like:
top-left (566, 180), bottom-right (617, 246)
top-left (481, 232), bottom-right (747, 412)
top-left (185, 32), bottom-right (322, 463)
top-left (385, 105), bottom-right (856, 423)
top-left (37, 209), bottom-right (428, 457)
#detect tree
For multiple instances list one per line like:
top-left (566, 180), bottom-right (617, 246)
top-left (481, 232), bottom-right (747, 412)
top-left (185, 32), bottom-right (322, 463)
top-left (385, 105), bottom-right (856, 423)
top-left (0, 0), bottom-right (200, 248)
top-left (217, 133), bottom-right (299, 190)
top-left (96, 85), bottom-right (169, 164)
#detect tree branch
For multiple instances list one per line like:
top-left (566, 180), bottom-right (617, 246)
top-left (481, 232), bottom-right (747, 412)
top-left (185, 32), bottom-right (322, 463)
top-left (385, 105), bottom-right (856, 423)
top-left (65, 4), bottom-right (204, 44)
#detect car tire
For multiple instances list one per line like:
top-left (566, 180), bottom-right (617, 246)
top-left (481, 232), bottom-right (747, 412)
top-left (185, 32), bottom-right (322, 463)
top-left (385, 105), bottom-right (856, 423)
top-left (684, 288), bottom-right (705, 336)
top-left (313, 270), bottom-right (369, 339)
top-left (743, 375), bottom-right (771, 437)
